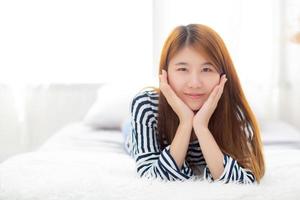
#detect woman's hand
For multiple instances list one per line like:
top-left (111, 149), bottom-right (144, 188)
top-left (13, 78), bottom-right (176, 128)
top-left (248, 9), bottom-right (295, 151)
top-left (159, 69), bottom-right (194, 123)
top-left (193, 74), bottom-right (227, 130)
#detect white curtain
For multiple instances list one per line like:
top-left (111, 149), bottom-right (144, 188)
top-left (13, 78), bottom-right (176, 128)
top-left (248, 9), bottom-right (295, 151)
top-left (0, 0), bottom-right (154, 85)
top-left (0, 0), bottom-right (154, 161)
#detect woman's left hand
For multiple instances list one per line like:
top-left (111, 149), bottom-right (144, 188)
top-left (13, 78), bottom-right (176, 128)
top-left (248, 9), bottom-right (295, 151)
top-left (193, 74), bottom-right (227, 130)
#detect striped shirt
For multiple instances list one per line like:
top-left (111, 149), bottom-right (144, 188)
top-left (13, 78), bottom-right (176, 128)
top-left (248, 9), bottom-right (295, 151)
top-left (126, 89), bottom-right (255, 184)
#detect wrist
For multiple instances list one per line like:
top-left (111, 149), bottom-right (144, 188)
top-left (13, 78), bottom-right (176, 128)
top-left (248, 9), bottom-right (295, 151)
top-left (193, 124), bottom-right (209, 134)
top-left (179, 115), bottom-right (194, 125)
top-left (179, 120), bottom-right (193, 128)
top-left (193, 118), bottom-right (208, 130)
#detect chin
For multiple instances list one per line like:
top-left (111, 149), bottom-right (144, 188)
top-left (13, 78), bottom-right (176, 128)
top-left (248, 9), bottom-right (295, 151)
top-left (189, 104), bottom-right (203, 112)
top-left (192, 108), bottom-right (200, 112)
top-left (192, 109), bottom-right (199, 114)
top-left (183, 98), bottom-right (204, 111)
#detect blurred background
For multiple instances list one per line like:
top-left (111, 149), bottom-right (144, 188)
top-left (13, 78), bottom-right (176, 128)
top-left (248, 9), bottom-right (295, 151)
top-left (0, 0), bottom-right (299, 162)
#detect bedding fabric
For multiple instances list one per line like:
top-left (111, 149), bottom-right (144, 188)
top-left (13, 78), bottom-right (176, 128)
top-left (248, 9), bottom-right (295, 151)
top-left (0, 121), bottom-right (300, 200)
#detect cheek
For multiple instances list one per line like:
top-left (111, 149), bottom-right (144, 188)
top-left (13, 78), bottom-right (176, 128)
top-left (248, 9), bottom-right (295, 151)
top-left (168, 73), bottom-right (183, 92)
top-left (207, 76), bottom-right (221, 92)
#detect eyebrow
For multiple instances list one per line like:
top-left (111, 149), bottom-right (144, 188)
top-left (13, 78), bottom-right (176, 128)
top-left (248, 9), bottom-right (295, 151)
top-left (174, 61), bottom-right (214, 67)
top-left (174, 62), bottom-right (189, 66)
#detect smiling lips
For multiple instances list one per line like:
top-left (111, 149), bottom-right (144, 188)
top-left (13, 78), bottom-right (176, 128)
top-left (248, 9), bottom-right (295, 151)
top-left (184, 93), bottom-right (205, 99)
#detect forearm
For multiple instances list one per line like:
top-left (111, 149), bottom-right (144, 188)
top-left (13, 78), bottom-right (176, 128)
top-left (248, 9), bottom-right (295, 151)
top-left (194, 126), bottom-right (224, 180)
top-left (169, 121), bottom-right (193, 170)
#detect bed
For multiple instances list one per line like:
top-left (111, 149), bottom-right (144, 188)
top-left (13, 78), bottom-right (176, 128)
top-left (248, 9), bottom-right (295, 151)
top-left (0, 120), bottom-right (300, 200)
top-left (1, 84), bottom-right (300, 200)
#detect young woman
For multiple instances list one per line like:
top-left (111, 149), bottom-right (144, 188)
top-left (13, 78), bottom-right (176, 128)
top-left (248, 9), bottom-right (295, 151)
top-left (123, 24), bottom-right (265, 184)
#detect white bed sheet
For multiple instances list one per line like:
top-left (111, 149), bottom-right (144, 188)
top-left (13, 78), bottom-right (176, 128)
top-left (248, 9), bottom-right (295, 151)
top-left (1, 121), bottom-right (300, 200)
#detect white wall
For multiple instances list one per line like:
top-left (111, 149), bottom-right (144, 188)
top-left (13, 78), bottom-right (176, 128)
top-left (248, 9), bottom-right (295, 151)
top-left (0, 84), bottom-right (101, 163)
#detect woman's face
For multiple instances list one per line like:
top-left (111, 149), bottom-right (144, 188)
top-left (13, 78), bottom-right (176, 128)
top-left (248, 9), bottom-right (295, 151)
top-left (167, 46), bottom-right (221, 111)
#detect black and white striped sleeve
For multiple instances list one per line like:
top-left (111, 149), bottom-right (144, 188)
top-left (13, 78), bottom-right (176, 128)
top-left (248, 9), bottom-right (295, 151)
top-left (204, 154), bottom-right (256, 184)
top-left (131, 91), bottom-right (193, 181)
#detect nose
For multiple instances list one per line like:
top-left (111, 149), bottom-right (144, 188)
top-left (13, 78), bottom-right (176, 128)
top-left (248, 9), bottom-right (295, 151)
top-left (187, 73), bottom-right (203, 88)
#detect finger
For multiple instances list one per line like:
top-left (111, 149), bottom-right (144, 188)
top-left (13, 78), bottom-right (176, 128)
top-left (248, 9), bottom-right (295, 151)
top-left (162, 70), bottom-right (168, 84)
top-left (215, 74), bottom-right (226, 93)
top-left (205, 75), bottom-right (227, 107)
top-left (213, 75), bottom-right (227, 105)
top-left (159, 70), bottom-right (177, 100)
top-left (204, 85), bottom-right (219, 106)
top-left (159, 70), bottom-right (188, 114)
top-left (217, 75), bottom-right (227, 96)
top-left (159, 70), bottom-right (168, 89)
top-left (160, 70), bottom-right (169, 91)
top-left (219, 74), bottom-right (226, 83)
top-left (159, 70), bottom-right (167, 85)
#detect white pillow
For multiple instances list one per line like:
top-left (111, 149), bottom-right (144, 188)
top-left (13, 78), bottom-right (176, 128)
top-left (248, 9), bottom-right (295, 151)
top-left (83, 81), bottom-right (156, 130)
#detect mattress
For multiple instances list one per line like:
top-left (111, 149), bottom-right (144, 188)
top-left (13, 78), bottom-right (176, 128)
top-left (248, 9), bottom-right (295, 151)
top-left (0, 121), bottom-right (300, 200)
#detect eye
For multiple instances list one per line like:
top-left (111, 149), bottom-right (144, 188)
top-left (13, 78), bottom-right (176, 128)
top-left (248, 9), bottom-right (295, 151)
top-left (177, 67), bottom-right (187, 71)
top-left (201, 67), bottom-right (213, 72)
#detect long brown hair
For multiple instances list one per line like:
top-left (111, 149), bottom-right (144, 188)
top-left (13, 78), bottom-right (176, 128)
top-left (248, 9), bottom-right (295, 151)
top-left (153, 24), bottom-right (265, 182)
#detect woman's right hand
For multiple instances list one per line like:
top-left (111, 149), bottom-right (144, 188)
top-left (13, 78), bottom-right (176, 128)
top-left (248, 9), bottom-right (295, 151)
top-left (159, 69), bottom-right (194, 123)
